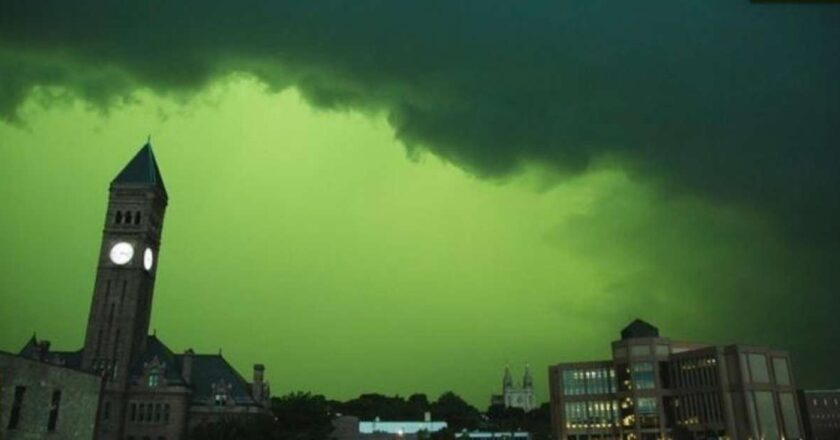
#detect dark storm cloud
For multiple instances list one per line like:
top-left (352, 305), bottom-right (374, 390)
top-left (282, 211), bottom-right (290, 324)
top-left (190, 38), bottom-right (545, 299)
top-left (1, 1), bottom-right (840, 382)
top-left (1, 1), bottom-right (838, 239)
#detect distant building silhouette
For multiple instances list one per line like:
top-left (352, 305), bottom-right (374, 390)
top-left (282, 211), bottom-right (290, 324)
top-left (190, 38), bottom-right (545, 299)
top-left (333, 413), bottom-right (448, 440)
top-left (548, 319), bottom-right (804, 440)
top-left (1, 142), bottom-right (270, 440)
top-left (491, 365), bottom-right (536, 412)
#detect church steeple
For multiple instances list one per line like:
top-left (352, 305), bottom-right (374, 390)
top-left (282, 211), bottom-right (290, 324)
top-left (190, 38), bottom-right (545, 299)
top-left (503, 365), bottom-right (514, 390)
top-left (523, 363), bottom-right (533, 389)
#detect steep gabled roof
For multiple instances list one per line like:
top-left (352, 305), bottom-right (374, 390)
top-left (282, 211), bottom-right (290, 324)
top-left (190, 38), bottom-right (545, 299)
top-left (111, 142), bottom-right (167, 197)
top-left (129, 335), bottom-right (186, 386)
top-left (128, 335), bottom-right (260, 407)
top-left (18, 334), bottom-right (39, 357)
top-left (177, 354), bottom-right (261, 407)
top-left (620, 319), bottom-right (660, 340)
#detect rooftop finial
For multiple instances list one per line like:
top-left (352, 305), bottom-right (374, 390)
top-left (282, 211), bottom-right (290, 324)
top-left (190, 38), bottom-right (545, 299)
top-left (146, 134), bottom-right (151, 145)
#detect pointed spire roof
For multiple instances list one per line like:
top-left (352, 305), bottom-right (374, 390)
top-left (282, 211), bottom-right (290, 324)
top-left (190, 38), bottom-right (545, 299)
top-left (111, 142), bottom-right (167, 197)
top-left (503, 365), bottom-right (513, 389)
top-left (620, 319), bottom-right (660, 340)
top-left (523, 363), bottom-right (533, 388)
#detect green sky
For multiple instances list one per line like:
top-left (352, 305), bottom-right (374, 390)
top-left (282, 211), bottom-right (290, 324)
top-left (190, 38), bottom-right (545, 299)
top-left (0, 76), bottom-right (829, 405)
top-left (1, 1), bottom-right (839, 407)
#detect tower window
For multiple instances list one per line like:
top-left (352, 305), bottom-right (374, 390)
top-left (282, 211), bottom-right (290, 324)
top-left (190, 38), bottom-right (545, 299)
top-left (7, 386), bottom-right (26, 429)
top-left (115, 211), bottom-right (123, 224)
top-left (135, 211), bottom-right (141, 225)
top-left (124, 211), bottom-right (132, 224)
top-left (47, 390), bottom-right (62, 431)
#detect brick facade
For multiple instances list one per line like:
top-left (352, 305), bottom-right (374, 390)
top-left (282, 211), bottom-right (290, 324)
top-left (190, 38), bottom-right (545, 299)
top-left (0, 351), bottom-right (103, 439)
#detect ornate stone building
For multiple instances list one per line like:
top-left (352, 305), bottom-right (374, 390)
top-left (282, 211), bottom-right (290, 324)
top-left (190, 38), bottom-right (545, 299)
top-left (8, 142), bottom-right (270, 439)
top-left (491, 365), bottom-right (536, 412)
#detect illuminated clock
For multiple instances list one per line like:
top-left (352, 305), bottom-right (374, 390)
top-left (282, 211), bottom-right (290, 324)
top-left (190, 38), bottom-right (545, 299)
top-left (109, 242), bottom-right (134, 265)
top-left (144, 248), bottom-right (154, 271)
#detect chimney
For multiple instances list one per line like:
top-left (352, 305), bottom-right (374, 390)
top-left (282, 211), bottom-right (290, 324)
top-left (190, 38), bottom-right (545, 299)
top-left (253, 364), bottom-right (266, 404)
top-left (182, 349), bottom-right (194, 385)
top-left (35, 340), bottom-right (51, 361)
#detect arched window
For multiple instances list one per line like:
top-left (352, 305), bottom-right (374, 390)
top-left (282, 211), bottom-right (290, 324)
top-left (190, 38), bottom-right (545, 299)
top-left (124, 211), bottom-right (132, 224)
top-left (115, 211), bottom-right (123, 224)
top-left (135, 211), bottom-right (141, 225)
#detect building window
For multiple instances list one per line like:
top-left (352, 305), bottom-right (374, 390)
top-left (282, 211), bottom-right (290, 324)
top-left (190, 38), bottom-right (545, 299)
top-left (135, 211), bottom-right (141, 225)
top-left (772, 358), bottom-right (790, 386)
top-left (164, 404), bottom-right (170, 423)
top-left (631, 363), bottom-right (656, 390)
top-left (154, 403), bottom-right (161, 422)
top-left (637, 397), bottom-right (659, 428)
top-left (130, 403), bottom-right (137, 422)
top-left (748, 353), bottom-right (770, 383)
top-left (630, 345), bottom-right (652, 357)
top-left (148, 369), bottom-right (160, 388)
top-left (779, 393), bottom-right (801, 439)
top-left (138, 403), bottom-right (145, 422)
top-left (754, 391), bottom-right (780, 440)
top-left (116, 211), bottom-right (123, 224)
top-left (214, 394), bottom-right (227, 406)
top-left (125, 211), bottom-right (132, 224)
top-left (7, 386), bottom-right (26, 429)
top-left (47, 390), bottom-right (62, 431)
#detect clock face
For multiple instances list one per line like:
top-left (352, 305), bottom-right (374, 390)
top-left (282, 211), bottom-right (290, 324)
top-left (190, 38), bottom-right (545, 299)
top-left (109, 242), bottom-right (134, 265)
top-left (144, 248), bottom-right (154, 271)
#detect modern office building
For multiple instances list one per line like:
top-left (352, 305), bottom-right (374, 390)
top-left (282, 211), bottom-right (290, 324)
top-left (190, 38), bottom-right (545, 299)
top-left (797, 389), bottom-right (840, 440)
top-left (548, 319), bottom-right (803, 440)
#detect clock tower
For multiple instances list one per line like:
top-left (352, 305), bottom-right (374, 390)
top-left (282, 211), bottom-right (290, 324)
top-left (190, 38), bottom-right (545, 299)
top-left (80, 142), bottom-right (168, 435)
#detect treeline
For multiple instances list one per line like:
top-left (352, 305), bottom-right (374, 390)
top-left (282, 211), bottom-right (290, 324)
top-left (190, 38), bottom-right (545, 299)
top-left (189, 391), bottom-right (552, 440)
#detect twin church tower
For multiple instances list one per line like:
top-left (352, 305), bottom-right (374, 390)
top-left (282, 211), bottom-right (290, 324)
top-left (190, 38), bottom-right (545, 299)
top-left (16, 142), bottom-right (270, 439)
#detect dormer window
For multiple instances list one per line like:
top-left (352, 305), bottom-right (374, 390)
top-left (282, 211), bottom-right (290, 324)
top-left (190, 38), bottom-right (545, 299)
top-left (143, 357), bottom-right (166, 388)
top-left (211, 379), bottom-right (233, 406)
